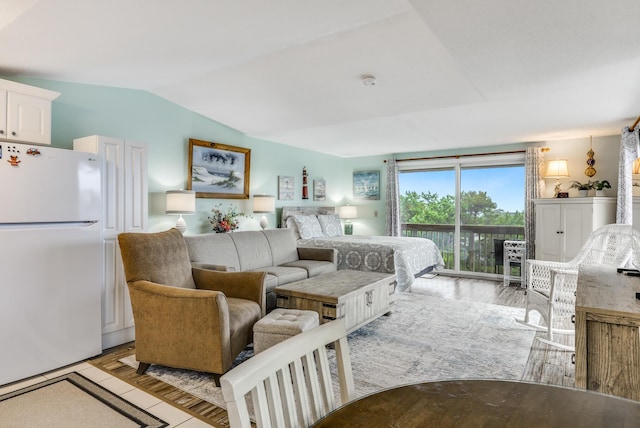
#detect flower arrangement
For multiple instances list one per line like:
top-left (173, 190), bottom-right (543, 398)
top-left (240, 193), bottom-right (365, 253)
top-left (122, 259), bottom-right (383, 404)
top-left (209, 203), bottom-right (246, 233)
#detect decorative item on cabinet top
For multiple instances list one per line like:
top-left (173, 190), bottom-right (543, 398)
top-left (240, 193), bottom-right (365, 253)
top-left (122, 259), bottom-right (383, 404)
top-left (544, 159), bottom-right (569, 198)
top-left (569, 180), bottom-right (593, 197)
top-left (593, 180), bottom-right (611, 196)
top-left (187, 138), bottom-right (250, 199)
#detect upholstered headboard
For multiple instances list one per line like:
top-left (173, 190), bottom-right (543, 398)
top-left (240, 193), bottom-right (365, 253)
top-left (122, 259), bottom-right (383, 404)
top-left (280, 206), bottom-right (336, 228)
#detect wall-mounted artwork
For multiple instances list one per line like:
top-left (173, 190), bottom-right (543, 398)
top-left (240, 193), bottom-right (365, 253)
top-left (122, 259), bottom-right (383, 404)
top-left (278, 175), bottom-right (295, 200)
top-left (353, 170), bottom-right (380, 200)
top-left (187, 138), bottom-right (250, 199)
top-left (313, 178), bottom-right (326, 201)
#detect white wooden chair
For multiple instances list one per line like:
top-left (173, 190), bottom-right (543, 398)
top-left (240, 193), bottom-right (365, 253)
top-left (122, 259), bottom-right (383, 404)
top-left (220, 320), bottom-right (355, 428)
top-left (518, 223), bottom-right (638, 351)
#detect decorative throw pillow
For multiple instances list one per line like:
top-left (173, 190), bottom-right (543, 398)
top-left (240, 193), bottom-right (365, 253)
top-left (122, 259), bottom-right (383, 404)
top-left (292, 215), bottom-right (323, 239)
top-left (318, 214), bottom-right (343, 237)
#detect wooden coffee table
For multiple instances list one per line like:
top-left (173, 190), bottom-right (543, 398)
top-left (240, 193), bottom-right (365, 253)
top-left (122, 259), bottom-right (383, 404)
top-left (274, 270), bottom-right (397, 334)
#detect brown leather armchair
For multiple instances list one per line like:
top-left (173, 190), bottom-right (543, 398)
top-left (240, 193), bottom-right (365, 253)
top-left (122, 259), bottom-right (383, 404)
top-left (118, 228), bottom-right (266, 385)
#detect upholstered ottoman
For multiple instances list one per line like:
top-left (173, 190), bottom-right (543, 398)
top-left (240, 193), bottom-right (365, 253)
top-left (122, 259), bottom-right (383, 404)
top-left (253, 308), bottom-right (319, 354)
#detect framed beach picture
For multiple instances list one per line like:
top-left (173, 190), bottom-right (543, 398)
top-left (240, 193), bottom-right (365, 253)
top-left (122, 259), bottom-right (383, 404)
top-left (313, 178), bottom-right (326, 201)
top-left (187, 138), bottom-right (251, 199)
top-left (278, 175), bottom-right (295, 200)
top-left (353, 170), bottom-right (380, 200)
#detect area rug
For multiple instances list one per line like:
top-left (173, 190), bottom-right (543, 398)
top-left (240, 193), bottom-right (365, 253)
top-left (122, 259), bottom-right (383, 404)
top-left (121, 294), bottom-right (536, 411)
top-left (0, 372), bottom-right (167, 428)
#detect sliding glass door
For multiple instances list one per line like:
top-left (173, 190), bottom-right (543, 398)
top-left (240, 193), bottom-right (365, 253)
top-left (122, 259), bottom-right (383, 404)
top-left (398, 154), bottom-right (525, 277)
top-left (399, 168), bottom-right (457, 269)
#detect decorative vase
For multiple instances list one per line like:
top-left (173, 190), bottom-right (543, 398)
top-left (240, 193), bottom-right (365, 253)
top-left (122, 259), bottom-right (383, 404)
top-left (578, 190), bottom-right (589, 197)
top-left (595, 190), bottom-right (605, 197)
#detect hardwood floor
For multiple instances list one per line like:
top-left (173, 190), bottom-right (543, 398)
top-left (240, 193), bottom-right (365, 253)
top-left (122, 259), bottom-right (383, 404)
top-left (410, 274), bottom-right (575, 388)
top-left (89, 275), bottom-right (575, 427)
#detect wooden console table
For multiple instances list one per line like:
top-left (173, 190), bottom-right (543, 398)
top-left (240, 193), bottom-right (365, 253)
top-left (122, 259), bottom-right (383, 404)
top-left (575, 265), bottom-right (640, 400)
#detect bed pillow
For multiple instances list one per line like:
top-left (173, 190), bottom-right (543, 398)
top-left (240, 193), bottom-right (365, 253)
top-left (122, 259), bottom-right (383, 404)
top-left (285, 216), bottom-right (301, 239)
top-left (292, 215), bottom-right (323, 239)
top-left (318, 214), bottom-right (343, 237)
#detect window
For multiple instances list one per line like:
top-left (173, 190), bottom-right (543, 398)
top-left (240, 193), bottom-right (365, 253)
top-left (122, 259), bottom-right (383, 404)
top-left (398, 154), bottom-right (525, 277)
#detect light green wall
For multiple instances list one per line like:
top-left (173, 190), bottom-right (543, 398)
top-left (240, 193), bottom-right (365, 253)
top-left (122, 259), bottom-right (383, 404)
top-left (6, 76), bottom-right (388, 234)
top-left (7, 77), bottom-right (615, 236)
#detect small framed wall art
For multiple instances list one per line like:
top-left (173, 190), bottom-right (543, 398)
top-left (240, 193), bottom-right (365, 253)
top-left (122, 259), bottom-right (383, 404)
top-left (187, 138), bottom-right (250, 199)
top-left (278, 175), bottom-right (295, 200)
top-left (353, 170), bottom-right (380, 200)
top-left (313, 178), bottom-right (326, 201)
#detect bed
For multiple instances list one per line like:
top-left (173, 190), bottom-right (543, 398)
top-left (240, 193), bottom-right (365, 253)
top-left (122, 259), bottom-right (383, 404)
top-left (281, 207), bottom-right (444, 291)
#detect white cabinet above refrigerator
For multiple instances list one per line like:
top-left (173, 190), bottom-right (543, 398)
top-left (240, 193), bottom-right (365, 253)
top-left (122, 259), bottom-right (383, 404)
top-left (0, 78), bottom-right (60, 146)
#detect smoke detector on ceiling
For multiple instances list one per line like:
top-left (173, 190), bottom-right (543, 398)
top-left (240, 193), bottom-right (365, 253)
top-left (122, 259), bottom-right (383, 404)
top-left (361, 75), bottom-right (376, 86)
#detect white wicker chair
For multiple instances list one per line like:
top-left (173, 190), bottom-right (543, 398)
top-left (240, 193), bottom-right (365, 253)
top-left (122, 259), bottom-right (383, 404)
top-left (220, 320), bottom-right (355, 428)
top-left (518, 223), bottom-right (638, 351)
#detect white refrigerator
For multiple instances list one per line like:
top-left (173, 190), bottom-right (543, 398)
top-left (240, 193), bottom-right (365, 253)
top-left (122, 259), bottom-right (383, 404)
top-left (0, 142), bottom-right (102, 386)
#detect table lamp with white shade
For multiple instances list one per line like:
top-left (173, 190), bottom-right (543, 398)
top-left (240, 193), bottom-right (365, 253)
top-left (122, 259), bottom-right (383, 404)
top-left (253, 195), bottom-right (275, 229)
top-left (339, 205), bottom-right (358, 235)
top-left (165, 190), bottom-right (196, 234)
top-left (544, 159), bottom-right (569, 198)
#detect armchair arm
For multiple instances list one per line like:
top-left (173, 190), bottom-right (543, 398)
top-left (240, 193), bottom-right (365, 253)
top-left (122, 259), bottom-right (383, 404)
top-left (192, 268), bottom-right (266, 314)
top-left (549, 268), bottom-right (579, 303)
top-left (127, 280), bottom-right (234, 372)
top-left (526, 258), bottom-right (576, 295)
top-left (297, 247), bottom-right (337, 264)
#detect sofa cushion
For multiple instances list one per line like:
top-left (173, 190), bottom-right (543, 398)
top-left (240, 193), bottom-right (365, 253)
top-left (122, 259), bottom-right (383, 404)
top-left (229, 231), bottom-right (273, 271)
top-left (318, 214), bottom-right (343, 237)
top-left (248, 265), bottom-right (308, 285)
top-left (281, 260), bottom-right (337, 277)
top-left (184, 233), bottom-right (241, 271)
top-left (263, 229), bottom-right (300, 265)
top-left (293, 215), bottom-right (323, 239)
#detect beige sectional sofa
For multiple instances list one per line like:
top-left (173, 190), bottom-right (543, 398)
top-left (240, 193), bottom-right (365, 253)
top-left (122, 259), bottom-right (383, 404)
top-left (184, 228), bottom-right (337, 311)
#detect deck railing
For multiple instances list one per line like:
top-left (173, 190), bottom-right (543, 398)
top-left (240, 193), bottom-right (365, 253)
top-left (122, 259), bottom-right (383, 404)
top-left (401, 223), bottom-right (525, 274)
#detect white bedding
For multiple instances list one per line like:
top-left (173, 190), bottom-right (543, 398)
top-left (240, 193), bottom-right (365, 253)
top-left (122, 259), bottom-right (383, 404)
top-left (282, 206), bottom-right (445, 291)
top-left (296, 235), bottom-right (444, 291)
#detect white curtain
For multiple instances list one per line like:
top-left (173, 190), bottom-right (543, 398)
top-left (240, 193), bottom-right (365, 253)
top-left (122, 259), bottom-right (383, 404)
top-left (385, 158), bottom-right (400, 236)
top-left (524, 147), bottom-right (545, 260)
top-left (617, 126), bottom-right (640, 224)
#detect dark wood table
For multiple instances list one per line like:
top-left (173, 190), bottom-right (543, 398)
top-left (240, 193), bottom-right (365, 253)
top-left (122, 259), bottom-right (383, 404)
top-left (312, 380), bottom-right (640, 427)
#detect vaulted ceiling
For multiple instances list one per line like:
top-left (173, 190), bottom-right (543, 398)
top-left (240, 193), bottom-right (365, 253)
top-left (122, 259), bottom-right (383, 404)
top-left (2, 0), bottom-right (639, 157)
